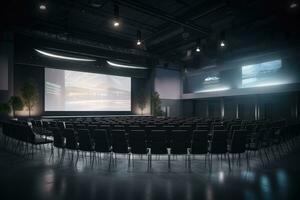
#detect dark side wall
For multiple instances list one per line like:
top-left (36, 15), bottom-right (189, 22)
top-left (182, 92), bottom-right (300, 121)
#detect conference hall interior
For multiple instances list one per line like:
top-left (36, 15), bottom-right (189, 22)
top-left (1, 0), bottom-right (300, 199)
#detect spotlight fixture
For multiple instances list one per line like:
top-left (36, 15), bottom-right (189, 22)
top-left (195, 40), bottom-right (201, 52)
top-left (219, 31), bottom-right (226, 48)
top-left (136, 30), bottom-right (142, 46)
top-left (220, 41), bottom-right (226, 47)
top-left (114, 21), bottom-right (120, 27)
top-left (39, 1), bottom-right (47, 10)
top-left (290, 1), bottom-right (298, 8)
top-left (113, 4), bottom-right (120, 27)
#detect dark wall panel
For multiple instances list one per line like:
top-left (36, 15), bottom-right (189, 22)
top-left (13, 64), bottom-right (151, 117)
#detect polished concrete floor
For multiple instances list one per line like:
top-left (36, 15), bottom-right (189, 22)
top-left (0, 132), bottom-right (300, 200)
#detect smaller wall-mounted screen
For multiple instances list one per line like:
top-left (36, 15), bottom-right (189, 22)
top-left (203, 72), bottom-right (220, 85)
top-left (241, 59), bottom-right (283, 88)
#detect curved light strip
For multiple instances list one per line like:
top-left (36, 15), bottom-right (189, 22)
top-left (197, 87), bottom-right (230, 93)
top-left (107, 60), bottom-right (148, 69)
top-left (35, 49), bottom-right (96, 62)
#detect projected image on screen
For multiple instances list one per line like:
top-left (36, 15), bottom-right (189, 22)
top-left (45, 68), bottom-right (131, 111)
top-left (241, 59), bottom-right (282, 88)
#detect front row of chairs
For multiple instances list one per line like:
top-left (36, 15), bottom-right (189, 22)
top-left (52, 128), bottom-right (252, 171)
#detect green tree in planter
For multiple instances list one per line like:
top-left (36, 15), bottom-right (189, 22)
top-left (151, 91), bottom-right (163, 116)
top-left (21, 80), bottom-right (39, 117)
top-left (8, 96), bottom-right (24, 118)
top-left (0, 103), bottom-right (11, 116)
top-left (137, 92), bottom-right (147, 115)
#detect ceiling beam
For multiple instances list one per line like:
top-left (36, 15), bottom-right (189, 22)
top-left (145, 1), bottom-right (229, 48)
top-left (117, 0), bottom-right (210, 35)
top-left (52, 0), bottom-right (159, 33)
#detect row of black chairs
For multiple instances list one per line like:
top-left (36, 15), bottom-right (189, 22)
top-left (1, 119), bottom-right (299, 171)
top-left (1, 122), bottom-right (53, 156)
top-left (51, 127), bottom-right (258, 170)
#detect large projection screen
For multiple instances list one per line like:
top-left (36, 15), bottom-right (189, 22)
top-left (45, 68), bottom-right (131, 111)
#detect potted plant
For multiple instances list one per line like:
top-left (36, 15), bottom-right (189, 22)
top-left (137, 92), bottom-right (147, 115)
top-left (0, 103), bottom-right (11, 116)
top-left (8, 96), bottom-right (24, 118)
top-left (21, 80), bottom-right (39, 117)
top-left (151, 91), bottom-right (163, 116)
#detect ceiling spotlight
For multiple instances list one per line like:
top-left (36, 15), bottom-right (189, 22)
top-left (219, 31), bottom-right (226, 48)
top-left (39, 1), bottom-right (47, 10)
top-left (195, 39), bottom-right (202, 52)
top-left (220, 41), bottom-right (226, 47)
top-left (113, 4), bottom-right (120, 27)
top-left (136, 30), bottom-right (142, 46)
top-left (113, 21), bottom-right (120, 27)
top-left (290, 2), bottom-right (298, 8)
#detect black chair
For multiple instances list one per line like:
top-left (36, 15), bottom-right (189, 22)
top-left (51, 128), bottom-right (65, 157)
top-left (78, 129), bottom-right (93, 160)
top-left (170, 130), bottom-right (190, 169)
top-left (128, 130), bottom-right (149, 167)
top-left (64, 129), bottom-right (78, 153)
top-left (148, 130), bottom-right (168, 169)
top-left (228, 130), bottom-right (248, 167)
top-left (209, 130), bottom-right (231, 170)
top-left (110, 129), bottom-right (129, 166)
top-left (190, 130), bottom-right (209, 167)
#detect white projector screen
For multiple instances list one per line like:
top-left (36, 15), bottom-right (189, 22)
top-left (45, 68), bottom-right (131, 111)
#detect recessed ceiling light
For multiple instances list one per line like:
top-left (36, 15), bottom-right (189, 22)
top-left (113, 21), bottom-right (120, 27)
top-left (113, 4), bottom-right (120, 27)
top-left (136, 30), bottom-right (142, 46)
top-left (196, 47), bottom-right (201, 52)
top-left (39, 4), bottom-right (47, 10)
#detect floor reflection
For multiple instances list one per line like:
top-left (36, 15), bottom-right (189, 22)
top-left (1, 144), bottom-right (300, 200)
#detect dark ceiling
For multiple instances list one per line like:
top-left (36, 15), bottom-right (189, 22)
top-left (2, 0), bottom-right (300, 67)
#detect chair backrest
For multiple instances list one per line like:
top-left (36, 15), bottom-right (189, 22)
top-left (78, 129), bottom-right (92, 151)
top-left (196, 125), bottom-right (209, 131)
top-left (230, 130), bottom-right (247, 153)
top-left (64, 129), bottom-right (77, 150)
top-left (170, 130), bottom-right (189, 154)
top-left (191, 130), bottom-right (208, 154)
top-left (149, 130), bottom-right (167, 154)
top-left (93, 129), bottom-right (110, 152)
top-left (210, 130), bottom-right (228, 154)
top-left (53, 128), bottom-right (64, 148)
top-left (111, 129), bottom-right (128, 153)
top-left (128, 130), bottom-right (147, 154)
top-left (213, 125), bottom-right (225, 131)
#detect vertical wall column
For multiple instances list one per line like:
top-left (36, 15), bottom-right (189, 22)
top-left (254, 95), bottom-right (260, 120)
top-left (236, 103), bottom-right (239, 119)
top-left (291, 92), bottom-right (299, 120)
top-left (220, 97), bottom-right (224, 119)
top-left (0, 32), bottom-right (14, 102)
top-left (205, 101), bottom-right (209, 118)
